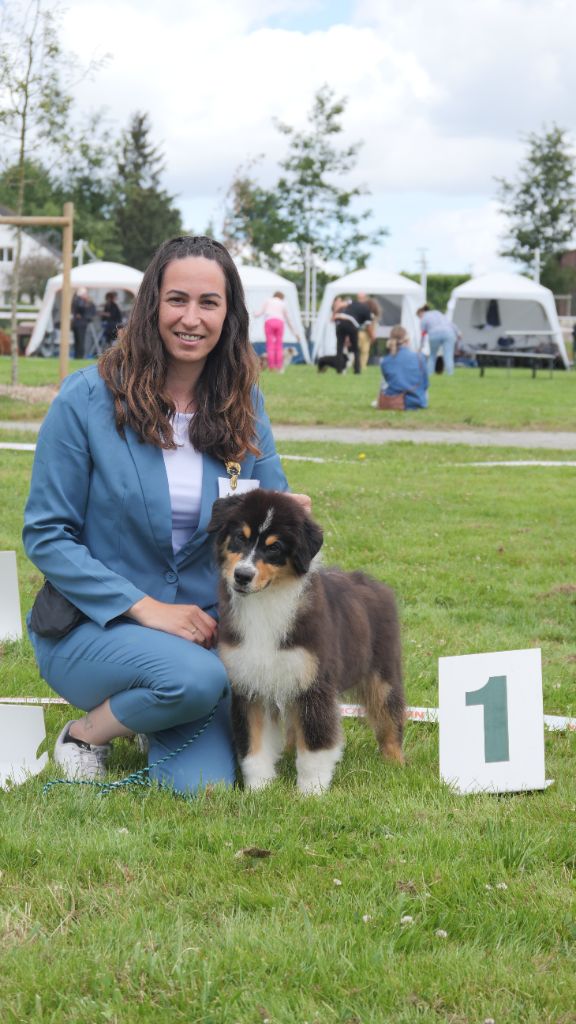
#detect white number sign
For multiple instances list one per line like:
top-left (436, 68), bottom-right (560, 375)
top-left (0, 550), bottom-right (22, 641)
top-left (439, 648), bottom-right (548, 794)
top-left (0, 706), bottom-right (48, 789)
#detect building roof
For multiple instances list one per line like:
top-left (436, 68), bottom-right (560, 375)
top-left (0, 203), bottom-right (61, 259)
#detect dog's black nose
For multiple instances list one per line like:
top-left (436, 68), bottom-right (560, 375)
top-left (234, 565), bottom-right (256, 586)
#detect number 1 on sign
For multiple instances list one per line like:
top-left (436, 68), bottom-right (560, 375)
top-left (465, 675), bottom-right (510, 763)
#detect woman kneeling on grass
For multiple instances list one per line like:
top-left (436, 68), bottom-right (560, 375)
top-left (23, 235), bottom-right (309, 795)
top-left (373, 325), bottom-right (429, 410)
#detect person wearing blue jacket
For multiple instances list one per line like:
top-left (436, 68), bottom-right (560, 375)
top-left (375, 325), bottom-right (429, 409)
top-left (23, 235), bottom-right (307, 794)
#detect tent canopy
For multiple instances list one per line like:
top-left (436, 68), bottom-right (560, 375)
top-left (27, 259), bottom-right (311, 363)
top-left (446, 272), bottom-right (570, 368)
top-left (312, 269), bottom-right (425, 359)
top-left (27, 261), bottom-right (144, 355)
top-left (237, 263), bottom-right (310, 363)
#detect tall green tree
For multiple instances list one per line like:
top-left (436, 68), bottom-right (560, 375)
top-left (0, 158), bottom-right (61, 220)
top-left (114, 112), bottom-right (182, 270)
top-left (223, 158), bottom-right (292, 267)
top-left (496, 124), bottom-right (576, 282)
top-left (223, 85), bottom-right (387, 279)
top-left (61, 112), bottom-right (123, 261)
top-left (0, 0), bottom-right (80, 380)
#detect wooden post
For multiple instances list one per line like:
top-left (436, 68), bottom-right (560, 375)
top-left (0, 204), bottom-right (75, 384)
top-left (60, 202), bottom-right (74, 382)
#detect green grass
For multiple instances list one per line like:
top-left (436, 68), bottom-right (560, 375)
top-left (2, 356), bottom-right (576, 431)
top-left (1, 436), bottom-right (575, 1022)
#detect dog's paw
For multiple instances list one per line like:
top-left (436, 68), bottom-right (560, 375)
top-left (241, 755), bottom-right (278, 791)
top-left (296, 744), bottom-right (343, 795)
top-left (297, 776), bottom-right (329, 796)
top-left (243, 773), bottom-right (277, 791)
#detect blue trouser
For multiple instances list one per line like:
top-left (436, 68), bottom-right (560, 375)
top-left (29, 619), bottom-right (235, 795)
top-left (427, 329), bottom-right (455, 376)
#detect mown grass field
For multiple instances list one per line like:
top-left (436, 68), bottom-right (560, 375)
top-left (2, 354), bottom-right (576, 431)
top-left (0, 365), bottom-right (575, 1023)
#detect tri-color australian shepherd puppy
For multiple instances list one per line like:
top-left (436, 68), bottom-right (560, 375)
top-left (207, 489), bottom-right (405, 795)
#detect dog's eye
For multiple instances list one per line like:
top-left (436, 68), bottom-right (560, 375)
top-left (265, 540), bottom-right (284, 554)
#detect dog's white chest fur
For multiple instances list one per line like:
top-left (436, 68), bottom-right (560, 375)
top-left (218, 578), bottom-right (318, 708)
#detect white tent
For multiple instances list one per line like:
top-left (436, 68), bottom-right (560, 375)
top-left (446, 272), bottom-right (570, 368)
top-left (26, 261), bottom-right (144, 356)
top-left (312, 269), bottom-right (425, 360)
top-left (27, 258), bottom-right (312, 362)
top-left (237, 263), bottom-right (310, 363)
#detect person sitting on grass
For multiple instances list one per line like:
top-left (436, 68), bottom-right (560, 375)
top-left (372, 325), bottom-right (429, 410)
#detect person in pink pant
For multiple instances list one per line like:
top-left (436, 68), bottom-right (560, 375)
top-left (254, 291), bottom-right (300, 371)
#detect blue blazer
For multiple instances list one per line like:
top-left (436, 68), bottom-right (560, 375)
top-left (23, 366), bottom-right (288, 625)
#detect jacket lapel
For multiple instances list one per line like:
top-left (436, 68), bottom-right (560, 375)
top-left (124, 426), bottom-right (175, 563)
top-left (125, 423), bottom-right (258, 569)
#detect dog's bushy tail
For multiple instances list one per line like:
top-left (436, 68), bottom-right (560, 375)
top-left (357, 584), bottom-right (405, 763)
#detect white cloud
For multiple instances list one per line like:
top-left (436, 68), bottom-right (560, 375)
top-left (50, 0), bottom-right (576, 273)
top-left (406, 201), bottom-right (510, 276)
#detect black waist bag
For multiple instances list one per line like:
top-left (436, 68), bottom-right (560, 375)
top-left (30, 580), bottom-right (87, 638)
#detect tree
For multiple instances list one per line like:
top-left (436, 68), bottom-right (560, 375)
top-left (222, 159), bottom-right (292, 267)
top-left (113, 112), bottom-right (182, 270)
top-left (7, 251), bottom-right (60, 302)
top-left (402, 273), bottom-right (471, 313)
top-left (223, 85), bottom-right (387, 281)
top-left (60, 113), bottom-right (124, 261)
top-left (496, 125), bottom-right (576, 281)
top-left (0, 0), bottom-right (98, 381)
top-left (0, 158), bottom-right (61, 220)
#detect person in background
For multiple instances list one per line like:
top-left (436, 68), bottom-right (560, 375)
top-left (417, 304), bottom-right (461, 377)
top-left (358, 297), bottom-right (381, 371)
top-left (100, 291), bottom-right (123, 350)
top-left (23, 235), bottom-right (310, 795)
top-left (253, 291), bottom-right (300, 372)
top-left (373, 325), bottom-right (428, 409)
top-left (316, 296), bottom-right (349, 372)
top-left (71, 287), bottom-right (96, 359)
top-left (333, 292), bottom-right (373, 374)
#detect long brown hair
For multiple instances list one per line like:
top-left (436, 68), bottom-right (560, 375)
top-left (99, 236), bottom-right (260, 460)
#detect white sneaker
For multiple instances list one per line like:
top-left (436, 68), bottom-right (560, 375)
top-left (54, 721), bottom-right (111, 780)
top-left (370, 399), bottom-right (378, 408)
top-left (134, 733), bottom-right (149, 755)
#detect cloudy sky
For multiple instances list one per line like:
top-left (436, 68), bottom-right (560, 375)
top-left (59, 0), bottom-right (576, 276)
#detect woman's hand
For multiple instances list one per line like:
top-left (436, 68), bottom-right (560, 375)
top-left (127, 596), bottom-right (218, 648)
top-left (288, 492), bottom-right (312, 515)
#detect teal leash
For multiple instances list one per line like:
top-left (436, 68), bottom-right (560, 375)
top-left (42, 697), bottom-right (224, 797)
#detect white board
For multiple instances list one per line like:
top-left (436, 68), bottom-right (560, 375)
top-left (439, 648), bottom-right (547, 794)
top-left (0, 706), bottom-right (48, 788)
top-left (0, 551), bottom-right (22, 640)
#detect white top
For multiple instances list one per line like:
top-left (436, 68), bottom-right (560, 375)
top-left (256, 296), bottom-right (289, 321)
top-left (162, 413), bottom-right (203, 553)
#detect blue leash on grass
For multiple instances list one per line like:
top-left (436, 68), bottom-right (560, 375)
top-left (42, 697), bottom-right (224, 797)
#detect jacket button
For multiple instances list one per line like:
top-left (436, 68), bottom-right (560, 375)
top-left (164, 570), bottom-right (178, 584)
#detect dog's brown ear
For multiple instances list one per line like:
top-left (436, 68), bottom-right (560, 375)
top-left (292, 517), bottom-right (324, 575)
top-left (207, 496), bottom-right (244, 534)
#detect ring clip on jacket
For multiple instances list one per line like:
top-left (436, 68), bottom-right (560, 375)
top-left (225, 461), bottom-right (241, 491)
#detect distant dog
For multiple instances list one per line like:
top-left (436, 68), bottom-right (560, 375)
top-left (258, 345), bottom-right (298, 372)
top-left (316, 351), bottom-right (354, 373)
top-left (207, 489), bottom-right (405, 794)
